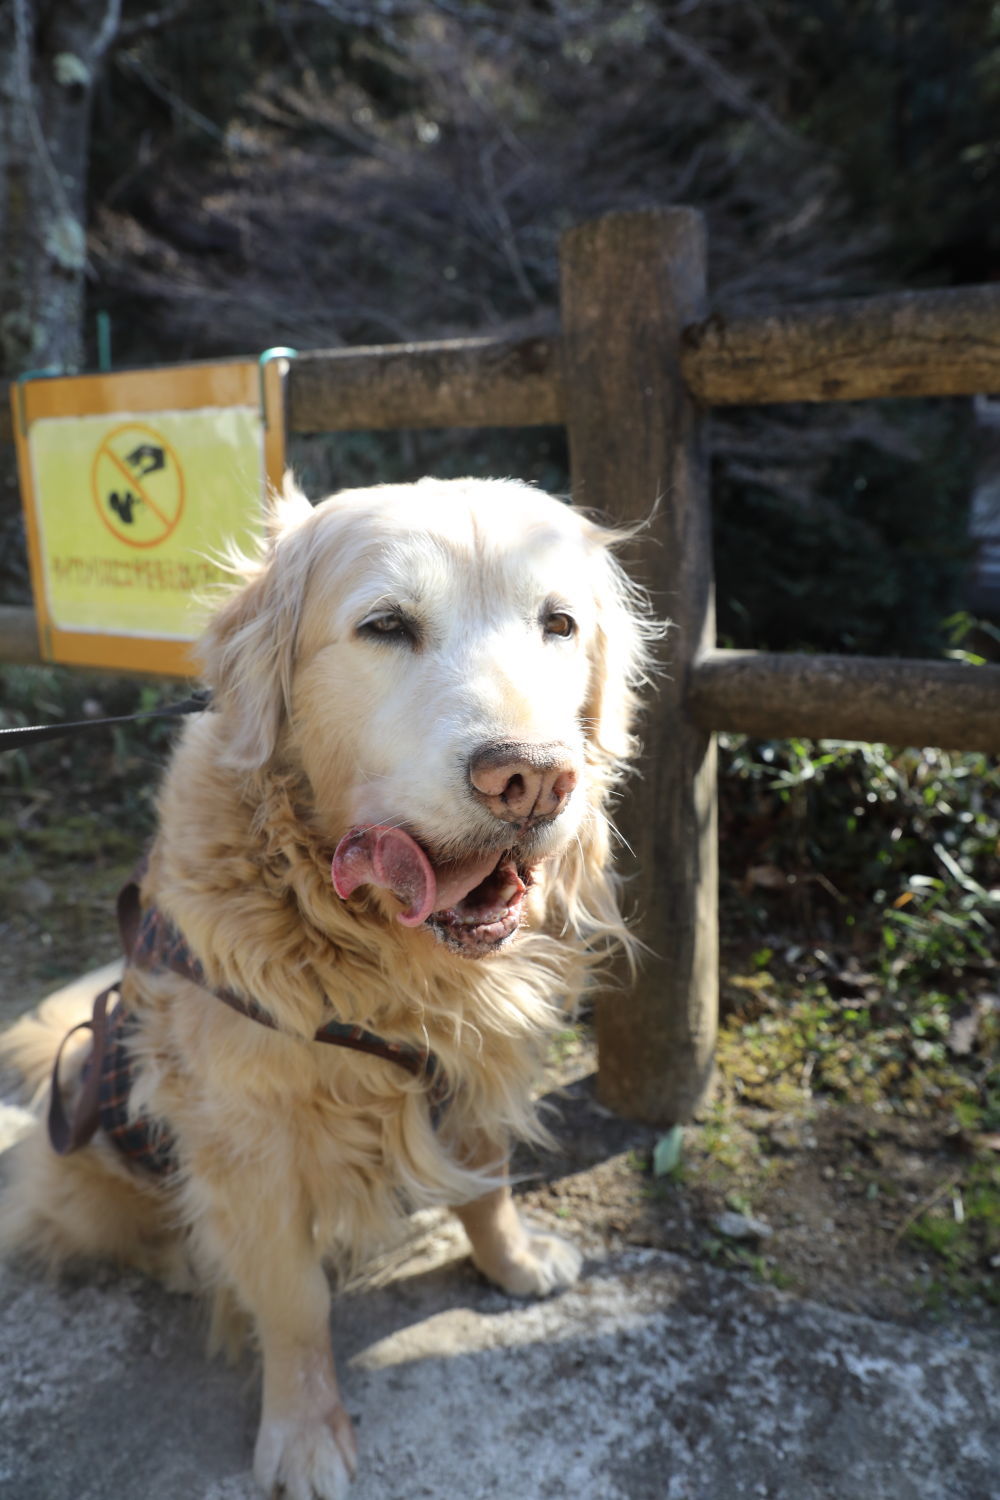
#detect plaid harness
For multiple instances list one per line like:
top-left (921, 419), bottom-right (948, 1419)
top-left (96, 1000), bottom-right (177, 1175)
top-left (48, 881), bottom-right (449, 1175)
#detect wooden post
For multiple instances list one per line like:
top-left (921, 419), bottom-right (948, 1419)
top-left (0, 605), bottom-right (42, 665)
top-left (560, 208), bottom-right (717, 1124)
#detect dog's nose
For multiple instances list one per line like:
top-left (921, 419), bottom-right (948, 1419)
top-left (469, 741), bottom-right (578, 826)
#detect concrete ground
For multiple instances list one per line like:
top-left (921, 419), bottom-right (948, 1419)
top-left (0, 1141), bottom-right (996, 1500)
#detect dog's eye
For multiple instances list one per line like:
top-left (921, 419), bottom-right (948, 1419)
top-left (358, 612), bottom-right (418, 646)
top-left (543, 610), bottom-right (576, 640)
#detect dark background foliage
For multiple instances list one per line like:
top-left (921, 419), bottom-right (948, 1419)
top-left (4, 0), bottom-right (1000, 655)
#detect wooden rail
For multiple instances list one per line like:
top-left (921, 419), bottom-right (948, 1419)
top-left (7, 606), bottom-right (997, 757)
top-left (4, 205), bottom-right (1000, 1126)
top-left (6, 281), bottom-right (1000, 449)
top-left (681, 285), bottom-right (1000, 405)
top-left (289, 335), bottom-right (563, 431)
top-left (285, 283), bottom-right (1000, 432)
top-left (690, 650), bottom-right (1000, 752)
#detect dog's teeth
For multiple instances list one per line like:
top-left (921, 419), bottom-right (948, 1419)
top-left (454, 905), bottom-right (508, 927)
top-left (497, 881), bottom-right (520, 903)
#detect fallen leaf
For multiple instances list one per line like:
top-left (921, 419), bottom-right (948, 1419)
top-left (653, 1125), bottom-right (684, 1177)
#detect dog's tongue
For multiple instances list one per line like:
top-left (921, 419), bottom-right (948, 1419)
top-left (332, 825), bottom-right (500, 927)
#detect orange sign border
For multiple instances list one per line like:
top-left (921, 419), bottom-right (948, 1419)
top-left (13, 356), bottom-right (289, 677)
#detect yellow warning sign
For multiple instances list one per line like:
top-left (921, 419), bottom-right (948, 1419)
top-left (14, 358), bottom-right (289, 676)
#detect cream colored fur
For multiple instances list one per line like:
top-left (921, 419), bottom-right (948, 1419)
top-left (0, 476), bottom-right (652, 1500)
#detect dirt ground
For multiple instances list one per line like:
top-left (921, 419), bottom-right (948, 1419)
top-left (516, 1027), bottom-right (991, 1333)
top-left (1, 844), bottom-right (995, 1344)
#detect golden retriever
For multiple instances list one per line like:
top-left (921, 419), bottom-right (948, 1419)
top-left (0, 476), bottom-right (651, 1500)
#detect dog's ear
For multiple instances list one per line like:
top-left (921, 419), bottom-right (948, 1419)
top-left (546, 533), bottom-right (658, 957)
top-left (265, 477), bottom-right (315, 541)
top-left (197, 479), bottom-right (316, 769)
top-left (582, 541), bottom-right (657, 766)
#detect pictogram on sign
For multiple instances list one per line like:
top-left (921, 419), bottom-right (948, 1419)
top-left (92, 422), bottom-right (185, 549)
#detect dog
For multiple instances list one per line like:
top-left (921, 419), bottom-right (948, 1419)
top-left (0, 475), bottom-right (651, 1499)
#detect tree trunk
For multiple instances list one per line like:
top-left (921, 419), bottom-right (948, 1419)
top-left (0, 0), bottom-right (121, 595)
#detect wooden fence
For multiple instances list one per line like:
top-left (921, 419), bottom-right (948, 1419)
top-left (3, 206), bottom-right (1000, 1124)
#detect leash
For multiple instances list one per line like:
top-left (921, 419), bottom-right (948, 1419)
top-left (0, 691), bottom-right (212, 751)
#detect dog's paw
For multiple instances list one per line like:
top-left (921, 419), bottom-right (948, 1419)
top-left (474, 1226), bottom-right (583, 1298)
top-left (254, 1404), bottom-right (357, 1500)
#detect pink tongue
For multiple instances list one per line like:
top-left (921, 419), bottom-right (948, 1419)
top-left (332, 825), bottom-right (500, 927)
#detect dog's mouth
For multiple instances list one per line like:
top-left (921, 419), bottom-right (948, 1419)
top-left (427, 853), bottom-right (534, 956)
top-left (331, 825), bottom-right (534, 957)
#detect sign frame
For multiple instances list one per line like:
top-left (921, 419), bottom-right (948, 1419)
top-left (13, 353), bottom-right (290, 677)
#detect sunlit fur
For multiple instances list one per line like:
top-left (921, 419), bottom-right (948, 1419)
top-left (0, 476), bottom-right (656, 1498)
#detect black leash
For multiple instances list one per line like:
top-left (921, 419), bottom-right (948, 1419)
top-left (0, 691), bottom-right (211, 750)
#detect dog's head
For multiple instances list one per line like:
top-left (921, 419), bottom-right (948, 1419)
top-left (199, 477), bottom-right (653, 957)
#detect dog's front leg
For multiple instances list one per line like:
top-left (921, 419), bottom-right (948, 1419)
top-left (452, 1147), bottom-right (582, 1298)
top-left (197, 1193), bottom-right (357, 1500)
top-left (254, 1288), bottom-right (358, 1500)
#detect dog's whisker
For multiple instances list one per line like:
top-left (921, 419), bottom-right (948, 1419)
top-left (606, 816), bottom-right (636, 859)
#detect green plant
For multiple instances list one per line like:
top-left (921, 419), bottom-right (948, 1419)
top-left (881, 866), bottom-right (999, 993)
top-left (720, 736), bottom-right (1000, 957)
top-left (909, 1158), bottom-right (1000, 1308)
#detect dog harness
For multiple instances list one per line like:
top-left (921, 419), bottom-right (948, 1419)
top-left (48, 878), bottom-right (448, 1176)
